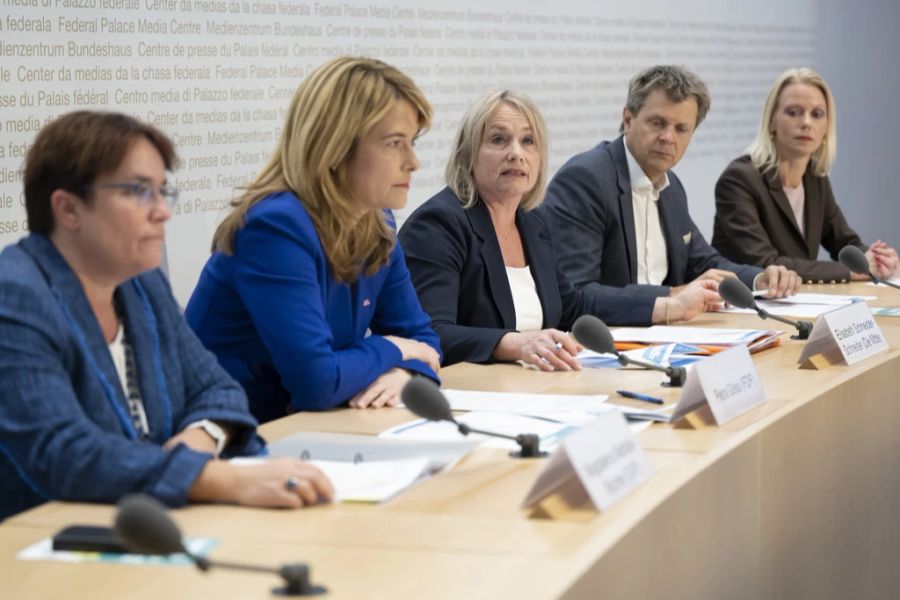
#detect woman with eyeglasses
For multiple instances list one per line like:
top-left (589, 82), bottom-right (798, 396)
top-left (0, 111), bottom-right (332, 521)
top-left (185, 57), bottom-right (441, 422)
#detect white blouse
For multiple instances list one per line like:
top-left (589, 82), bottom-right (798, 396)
top-left (505, 266), bottom-right (544, 331)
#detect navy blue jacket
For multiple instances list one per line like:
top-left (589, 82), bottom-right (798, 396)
top-left (186, 191), bottom-right (440, 422)
top-left (539, 136), bottom-right (762, 313)
top-left (0, 234), bottom-right (263, 520)
top-left (399, 187), bottom-right (649, 366)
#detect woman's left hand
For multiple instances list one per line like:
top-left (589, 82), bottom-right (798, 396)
top-left (867, 241), bottom-right (899, 279)
top-left (348, 368), bottom-right (412, 409)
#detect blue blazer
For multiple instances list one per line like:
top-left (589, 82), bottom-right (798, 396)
top-left (398, 187), bottom-right (649, 366)
top-left (0, 234), bottom-right (263, 520)
top-left (539, 136), bottom-right (762, 316)
top-left (185, 191), bottom-right (441, 422)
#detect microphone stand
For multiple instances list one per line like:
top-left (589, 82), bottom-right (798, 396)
top-left (614, 352), bottom-right (687, 387)
top-left (869, 275), bottom-right (900, 291)
top-left (190, 554), bottom-right (325, 596)
top-left (752, 304), bottom-right (813, 340)
top-left (456, 423), bottom-right (545, 458)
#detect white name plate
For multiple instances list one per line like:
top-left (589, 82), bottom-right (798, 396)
top-left (798, 302), bottom-right (888, 368)
top-left (671, 344), bottom-right (766, 426)
top-left (522, 410), bottom-right (654, 513)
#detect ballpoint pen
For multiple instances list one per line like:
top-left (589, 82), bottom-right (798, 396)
top-left (616, 389), bottom-right (664, 405)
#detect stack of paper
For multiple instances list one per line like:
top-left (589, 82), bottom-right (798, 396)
top-left (611, 326), bottom-right (782, 354)
top-left (379, 411), bottom-right (577, 452)
top-left (578, 343), bottom-right (703, 369)
top-left (264, 432), bottom-right (478, 503)
top-left (721, 292), bottom-right (876, 318)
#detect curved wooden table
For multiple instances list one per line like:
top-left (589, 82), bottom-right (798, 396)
top-left (2, 283), bottom-right (899, 599)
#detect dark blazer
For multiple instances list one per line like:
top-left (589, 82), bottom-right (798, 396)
top-left (398, 187), bottom-right (650, 366)
top-left (539, 136), bottom-right (762, 303)
top-left (0, 234), bottom-right (263, 520)
top-left (186, 191), bottom-right (440, 423)
top-left (712, 155), bottom-right (865, 282)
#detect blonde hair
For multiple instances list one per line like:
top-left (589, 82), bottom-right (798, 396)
top-left (748, 67), bottom-right (837, 177)
top-left (445, 90), bottom-right (548, 211)
top-left (212, 56), bottom-right (431, 282)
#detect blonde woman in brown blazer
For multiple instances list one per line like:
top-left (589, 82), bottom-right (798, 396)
top-left (712, 68), bottom-right (898, 283)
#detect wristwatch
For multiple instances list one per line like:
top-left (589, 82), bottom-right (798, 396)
top-left (186, 419), bottom-right (228, 457)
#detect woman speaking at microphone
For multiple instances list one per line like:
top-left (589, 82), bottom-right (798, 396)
top-left (186, 57), bottom-right (441, 422)
top-left (712, 67), bottom-right (899, 282)
top-left (399, 90), bottom-right (717, 369)
top-left (0, 112), bottom-right (332, 521)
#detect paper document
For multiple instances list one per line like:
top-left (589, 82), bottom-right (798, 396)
top-left (379, 411), bottom-right (575, 452)
top-left (437, 388), bottom-right (610, 415)
top-left (266, 431), bottom-right (477, 472)
top-left (752, 291), bottom-right (875, 305)
top-left (577, 343), bottom-right (703, 369)
top-left (612, 326), bottom-right (779, 347)
top-left (309, 458), bottom-right (432, 503)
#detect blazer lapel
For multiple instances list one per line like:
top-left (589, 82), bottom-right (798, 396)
top-left (610, 138), bottom-right (639, 283)
top-left (655, 190), bottom-right (683, 284)
top-left (764, 169), bottom-right (808, 250)
top-left (518, 211), bottom-right (558, 329)
top-left (467, 201), bottom-right (517, 329)
top-left (801, 169), bottom-right (824, 258)
top-left (20, 235), bottom-right (131, 429)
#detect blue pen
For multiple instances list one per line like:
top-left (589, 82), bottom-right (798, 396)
top-left (616, 390), bottom-right (664, 405)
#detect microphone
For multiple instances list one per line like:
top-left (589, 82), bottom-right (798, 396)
top-left (114, 495), bottom-right (326, 596)
top-left (718, 277), bottom-right (812, 340)
top-left (572, 315), bottom-right (686, 387)
top-left (839, 245), bottom-right (900, 290)
top-left (400, 377), bottom-right (546, 458)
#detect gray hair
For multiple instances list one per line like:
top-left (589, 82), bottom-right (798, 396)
top-left (445, 90), bottom-right (549, 211)
top-left (619, 65), bottom-right (711, 132)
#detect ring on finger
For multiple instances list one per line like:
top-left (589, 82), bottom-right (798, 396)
top-left (285, 476), bottom-right (300, 492)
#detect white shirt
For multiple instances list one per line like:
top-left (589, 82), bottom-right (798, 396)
top-left (783, 184), bottom-right (806, 236)
top-left (624, 141), bottom-right (670, 285)
top-left (505, 266), bottom-right (543, 331)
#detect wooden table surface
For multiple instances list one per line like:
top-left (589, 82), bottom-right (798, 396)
top-left (3, 283), bottom-right (899, 599)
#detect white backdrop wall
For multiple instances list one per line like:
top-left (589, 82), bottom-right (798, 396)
top-left (0, 0), bottom-right (840, 302)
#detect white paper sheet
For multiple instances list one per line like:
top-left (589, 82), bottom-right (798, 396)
top-left (611, 326), bottom-right (775, 346)
top-left (439, 388), bottom-right (610, 415)
top-left (309, 458), bottom-right (432, 503)
top-left (379, 411), bottom-right (574, 452)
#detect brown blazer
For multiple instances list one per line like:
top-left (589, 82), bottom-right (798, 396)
top-left (712, 155), bottom-right (865, 282)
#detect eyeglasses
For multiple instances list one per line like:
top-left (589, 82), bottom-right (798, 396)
top-left (86, 182), bottom-right (180, 208)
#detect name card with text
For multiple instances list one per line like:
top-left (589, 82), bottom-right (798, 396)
top-left (522, 410), bottom-right (654, 513)
top-left (798, 302), bottom-right (888, 368)
top-left (671, 344), bottom-right (766, 426)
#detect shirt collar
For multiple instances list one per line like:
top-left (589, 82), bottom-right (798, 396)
top-left (623, 139), bottom-right (670, 196)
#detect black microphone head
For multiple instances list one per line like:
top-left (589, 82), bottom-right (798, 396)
top-left (572, 315), bottom-right (616, 354)
top-left (114, 494), bottom-right (186, 555)
top-left (400, 377), bottom-right (454, 422)
top-left (838, 245), bottom-right (871, 275)
top-left (718, 276), bottom-right (756, 309)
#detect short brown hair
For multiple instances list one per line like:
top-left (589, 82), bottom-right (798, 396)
top-left (620, 65), bottom-right (711, 132)
top-left (24, 111), bottom-right (176, 234)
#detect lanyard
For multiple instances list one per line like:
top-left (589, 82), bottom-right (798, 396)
top-left (52, 278), bottom-right (173, 441)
